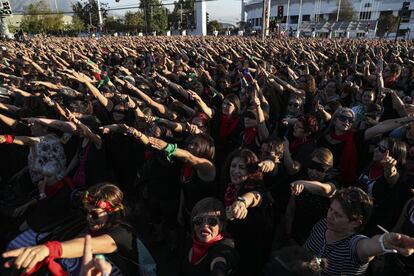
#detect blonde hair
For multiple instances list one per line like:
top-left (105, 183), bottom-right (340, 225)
top-left (310, 148), bottom-right (334, 167)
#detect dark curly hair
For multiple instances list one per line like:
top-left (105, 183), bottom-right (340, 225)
top-left (332, 187), bottom-right (373, 232)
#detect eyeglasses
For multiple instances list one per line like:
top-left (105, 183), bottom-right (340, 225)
top-left (337, 115), bottom-right (354, 123)
top-left (375, 144), bottom-right (387, 154)
top-left (289, 102), bottom-right (300, 108)
top-left (192, 216), bottom-right (220, 227)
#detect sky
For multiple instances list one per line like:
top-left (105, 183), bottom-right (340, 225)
top-left (105, 0), bottom-right (241, 24)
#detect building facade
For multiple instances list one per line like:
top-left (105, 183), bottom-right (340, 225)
top-left (244, 0), bottom-right (414, 38)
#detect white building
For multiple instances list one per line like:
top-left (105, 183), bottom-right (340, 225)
top-left (244, 0), bottom-right (414, 38)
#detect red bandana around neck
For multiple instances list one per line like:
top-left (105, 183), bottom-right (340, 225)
top-left (289, 137), bottom-right (308, 153)
top-left (219, 114), bottom-right (240, 140)
top-left (369, 162), bottom-right (383, 181)
top-left (190, 232), bottom-right (224, 265)
top-left (181, 163), bottom-right (194, 183)
top-left (330, 130), bottom-right (357, 186)
top-left (243, 127), bottom-right (258, 146)
top-left (45, 176), bottom-right (75, 198)
top-left (224, 182), bottom-right (240, 207)
top-left (385, 75), bottom-right (397, 87)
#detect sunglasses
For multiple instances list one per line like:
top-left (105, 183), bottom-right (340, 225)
top-left (289, 102), bottom-right (300, 108)
top-left (192, 216), bottom-right (220, 227)
top-left (86, 210), bottom-right (105, 221)
top-left (337, 115), bottom-right (354, 123)
top-left (375, 144), bottom-right (387, 154)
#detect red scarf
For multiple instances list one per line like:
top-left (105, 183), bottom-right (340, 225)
top-left (330, 130), bottom-right (357, 186)
top-left (181, 163), bottom-right (193, 183)
top-left (289, 137), bottom-right (308, 153)
top-left (219, 114), bottom-right (240, 140)
top-left (243, 127), bottom-right (258, 146)
top-left (224, 182), bottom-right (240, 207)
top-left (73, 143), bottom-right (91, 188)
top-left (144, 149), bottom-right (153, 160)
top-left (45, 176), bottom-right (75, 198)
top-left (385, 75), bottom-right (397, 87)
top-left (191, 233), bottom-right (224, 265)
top-left (369, 162), bottom-right (383, 181)
top-left (22, 241), bottom-right (67, 276)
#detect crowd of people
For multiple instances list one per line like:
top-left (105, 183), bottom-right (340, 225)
top-left (1, 36), bottom-right (414, 275)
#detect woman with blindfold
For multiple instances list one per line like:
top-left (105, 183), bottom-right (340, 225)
top-left (221, 148), bottom-right (273, 276)
top-left (285, 148), bottom-right (337, 245)
top-left (181, 197), bottom-right (238, 276)
top-left (2, 183), bottom-right (140, 276)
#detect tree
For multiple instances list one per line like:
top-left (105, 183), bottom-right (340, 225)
top-left (207, 20), bottom-right (222, 34)
top-left (169, 0), bottom-right (195, 30)
top-left (376, 14), bottom-right (399, 38)
top-left (20, 0), bottom-right (65, 34)
top-left (139, 0), bottom-right (168, 34)
top-left (334, 0), bottom-right (355, 22)
top-left (67, 15), bottom-right (86, 33)
top-left (105, 16), bottom-right (125, 33)
top-left (124, 11), bottom-right (145, 33)
top-left (72, 0), bottom-right (108, 30)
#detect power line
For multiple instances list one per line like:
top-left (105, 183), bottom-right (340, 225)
top-left (11, 0), bottom-right (218, 16)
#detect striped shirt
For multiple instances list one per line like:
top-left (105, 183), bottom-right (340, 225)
top-left (304, 219), bottom-right (369, 276)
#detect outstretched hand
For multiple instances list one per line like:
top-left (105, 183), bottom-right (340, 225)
top-left (385, 233), bottom-right (414, 256)
top-left (80, 235), bottom-right (112, 276)
top-left (2, 245), bottom-right (49, 273)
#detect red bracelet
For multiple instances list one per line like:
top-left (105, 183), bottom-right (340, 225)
top-left (4, 134), bottom-right (14, 144)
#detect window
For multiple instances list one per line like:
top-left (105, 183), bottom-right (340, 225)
top-left (290, 15), bottom-right (299, 24)
top-left (303, 14), bottom-right (310, 21)
top-left (364, 3), bottom-right (371, 8)
top-left (359, 11), bottom-right (372, 20)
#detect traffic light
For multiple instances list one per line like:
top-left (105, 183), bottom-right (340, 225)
top-left (0, 1), bottom-right (12, 16)
top-left (401, 1), bottom-right (410, 18)
top-left (277, 5), bottom-right (284, 19)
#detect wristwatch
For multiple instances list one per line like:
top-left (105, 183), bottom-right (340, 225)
top-left (379, 233), bottom-right (397, 254)
top-left (237, 197), bottom-right (247, 207)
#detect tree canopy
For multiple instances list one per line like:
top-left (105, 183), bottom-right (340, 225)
top-left (20, 0), bottom-right (65, 34)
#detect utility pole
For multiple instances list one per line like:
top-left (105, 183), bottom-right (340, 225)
top-left (286, 0), bottom-right (290, 32)
top-left (261, 0), bottom-right (271, 41)
top-left (180, 2), bottom-right (183, 31)
top-left (297, 0), bottom-right (303, 37)
top-left (96, 0), bottom-right (103, 32)
top-left (336, 0), bottom-right (342, 22)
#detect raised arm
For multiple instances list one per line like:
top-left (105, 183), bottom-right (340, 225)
top-left (22, 118), bottom-right (77, 133)
top-left (0, 135), bottom-right (40, 146)
top-left (364, 116), bottom-right (414, 141)
top-left (188, 89), bottom-right (214, 119)
top-left (2, 234), bottom-right (117, 273)
top-left (357, 232), bottom-right (414, 263)
top-left (0, 112), bottom-right (18, 128)
top-left (148, 136), bottom-right (216, 182)
top-left (251, 84), bottom-right (269, 142)
top-left (290, 180), bottom-right (336, 198)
